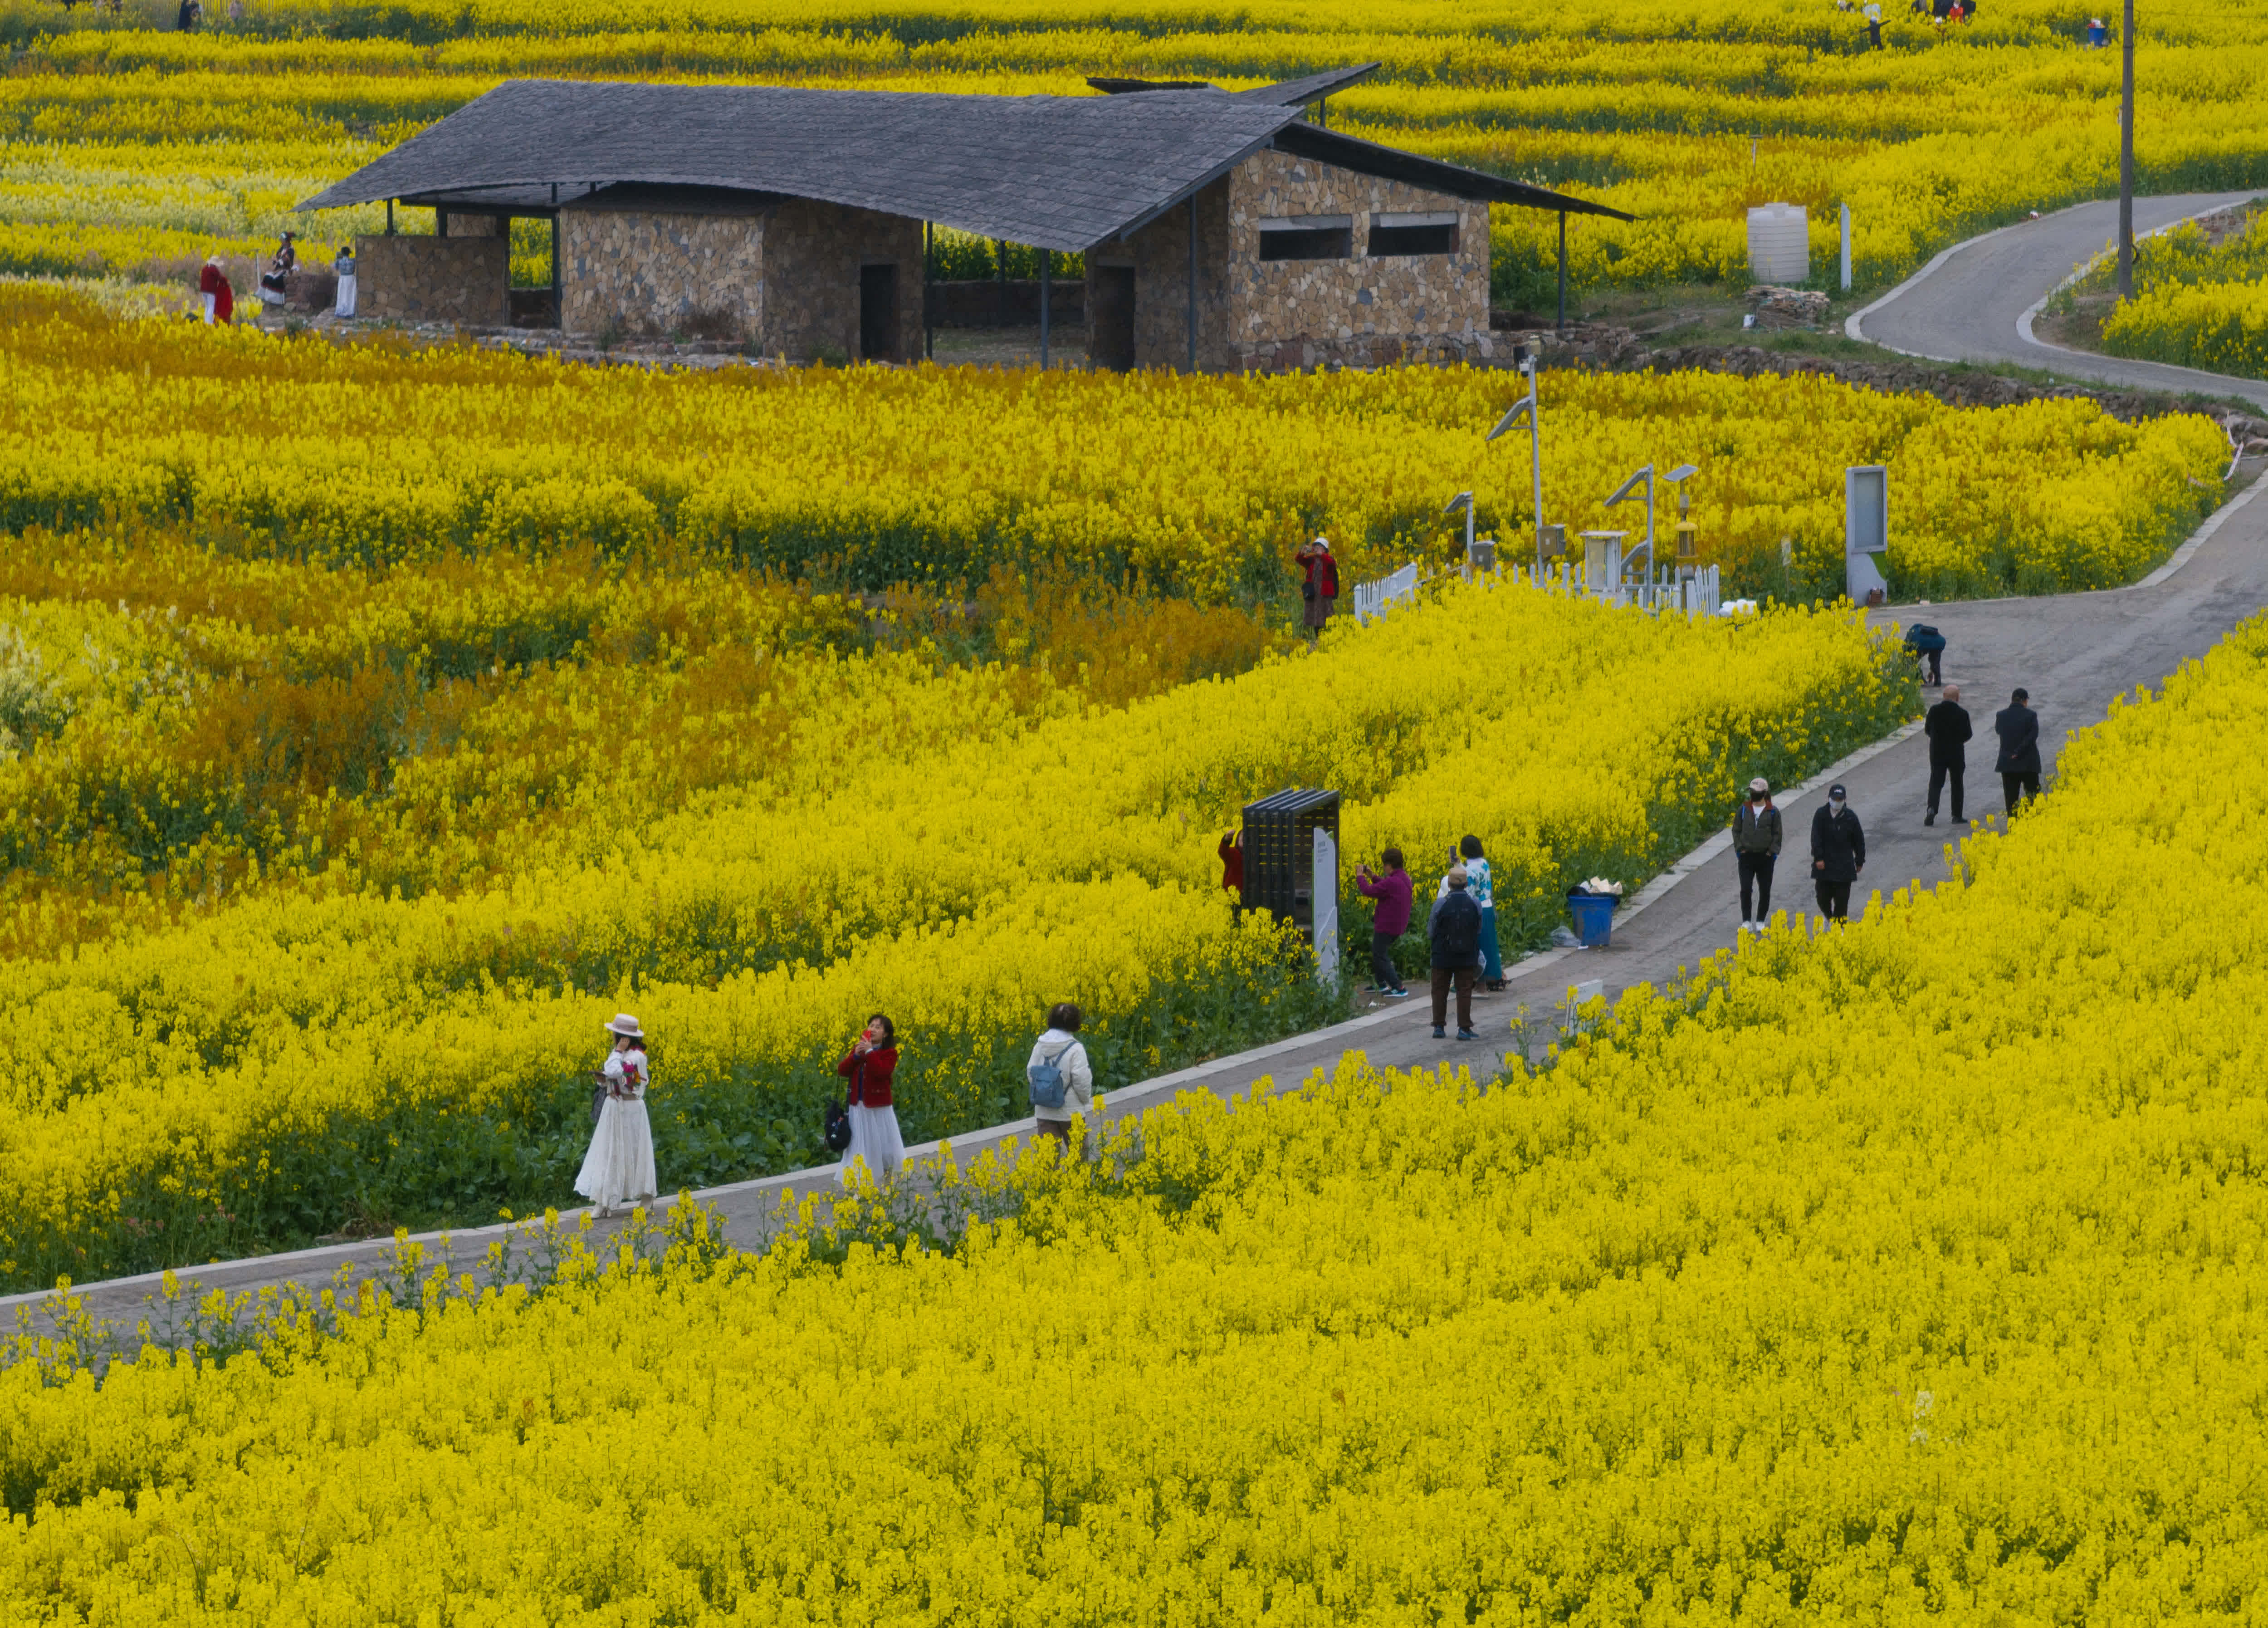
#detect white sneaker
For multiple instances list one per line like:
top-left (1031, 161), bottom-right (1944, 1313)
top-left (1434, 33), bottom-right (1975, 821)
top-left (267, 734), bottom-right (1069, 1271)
top-left (1738, 918), bottom-right (1754, 934)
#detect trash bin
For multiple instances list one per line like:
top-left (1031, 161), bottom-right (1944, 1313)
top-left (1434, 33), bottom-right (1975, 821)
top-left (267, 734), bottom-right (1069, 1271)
top-left (1567, 890), bottom-right (1617, 948)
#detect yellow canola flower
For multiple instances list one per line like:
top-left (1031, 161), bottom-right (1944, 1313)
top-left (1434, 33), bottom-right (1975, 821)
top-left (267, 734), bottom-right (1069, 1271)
top-left (0, 564), bottom-right (1910, 1289)
top-left (5, 612), bottom-right (2268, 1619)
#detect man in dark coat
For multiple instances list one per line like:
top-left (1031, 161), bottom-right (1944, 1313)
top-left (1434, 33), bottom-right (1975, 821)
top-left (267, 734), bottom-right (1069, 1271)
top-left (1994, 687), bottom-right (2042, 816)
top-left (1924, 683), bottom-right (1973, 826)
top-left (1810, 784), bottom-right (1866, 925)
top-left (1732, 776), bottom-right (1782, 934)
top-left (1427, 867), bottom-right (1483, 1042)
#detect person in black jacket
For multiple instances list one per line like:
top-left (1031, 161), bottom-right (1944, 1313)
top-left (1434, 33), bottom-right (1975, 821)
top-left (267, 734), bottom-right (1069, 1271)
top-left (1923, 684), bottom-right (1973, 826)
top-left (1811, 784), bottom-right (1866, 925)
top-left (1994, 687), bottom-right (2042, 815)
top-left (1427, 867), bottom-right (1483, 1042)
top-left (1731, 776), bottom-right (1782, 934)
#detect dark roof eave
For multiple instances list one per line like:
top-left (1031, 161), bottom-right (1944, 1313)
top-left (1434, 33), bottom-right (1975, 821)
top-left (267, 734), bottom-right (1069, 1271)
top-left (1234, 63), bottom-right (1382, 106)
top-left (1270, 122), bottom-right (1635, 222)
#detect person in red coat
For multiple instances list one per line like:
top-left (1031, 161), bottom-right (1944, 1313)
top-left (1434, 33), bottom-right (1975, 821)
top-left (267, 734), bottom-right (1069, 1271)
top-left (1294, 536), bottom-right (1339, 635)
top-left (1217, 829), bottom-right (1243, 895)
top-left (836, 1013), bottom-right (903, 1181)
top-left (198, 254), bottom-right (233, 324)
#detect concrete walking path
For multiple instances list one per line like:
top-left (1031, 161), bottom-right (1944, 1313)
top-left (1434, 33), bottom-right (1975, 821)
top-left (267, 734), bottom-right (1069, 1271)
top-left (1848, 190), bottom-right (2268, 411)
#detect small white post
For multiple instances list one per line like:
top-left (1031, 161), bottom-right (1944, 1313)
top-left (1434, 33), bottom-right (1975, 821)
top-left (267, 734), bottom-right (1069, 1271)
top-left (1840, 203), bottom-right (1853, 293)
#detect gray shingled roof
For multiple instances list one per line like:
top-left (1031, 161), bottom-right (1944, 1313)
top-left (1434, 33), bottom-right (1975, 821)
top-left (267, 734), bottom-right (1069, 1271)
top-left (298, 78), bottom-right (1631, 247)
top-left (1233, 64), bottom-right (1382, 105)
top-left (299, 80), bottom-right (1298, 252)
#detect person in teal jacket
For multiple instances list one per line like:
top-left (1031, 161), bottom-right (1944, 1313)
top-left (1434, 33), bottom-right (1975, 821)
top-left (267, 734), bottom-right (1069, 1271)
top-left (1457, 834), bottom-right (1503, 989)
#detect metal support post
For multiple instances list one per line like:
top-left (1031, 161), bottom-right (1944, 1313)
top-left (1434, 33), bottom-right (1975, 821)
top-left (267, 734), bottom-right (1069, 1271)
top-left (1187, 194), bottom-right (1199, 372)
top-left (1039, 248), bottom-right (1051, 371)
top-left (386, 197), bottom-right (396, 236)
top-left (2117, 0), bottom-right (2135, 297)
top-left (924, 221), bottom-right (934, 362)
top-left (1556, 211), bottom-right (1568, 333)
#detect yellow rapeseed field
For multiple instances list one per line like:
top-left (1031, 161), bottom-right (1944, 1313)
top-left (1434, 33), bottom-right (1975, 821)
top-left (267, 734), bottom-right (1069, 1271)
top-left (5, 609), bottom-right (2267, 1624)
top-left (1, 289), bottom-right (2226, 599)
top-left (5, 2), bottom-right (2267, 299)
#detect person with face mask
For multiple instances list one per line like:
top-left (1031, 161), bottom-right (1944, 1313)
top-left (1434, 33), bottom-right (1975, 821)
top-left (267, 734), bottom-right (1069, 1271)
top-left (1732, 776), bottom-right (1782, 935)
top-left (1811, 784), bottom-right (1866, 926)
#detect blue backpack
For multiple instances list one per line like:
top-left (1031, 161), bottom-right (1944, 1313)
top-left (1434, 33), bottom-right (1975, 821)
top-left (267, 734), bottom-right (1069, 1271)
top-left (1027, 1038), bottom-right (1080, 1110)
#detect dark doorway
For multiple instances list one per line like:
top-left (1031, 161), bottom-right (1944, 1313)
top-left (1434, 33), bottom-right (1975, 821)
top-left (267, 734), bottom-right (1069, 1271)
top-left (1090, 265), bottom-right (1137, 371)
top-left (858, 264), bottom-right (898, 361)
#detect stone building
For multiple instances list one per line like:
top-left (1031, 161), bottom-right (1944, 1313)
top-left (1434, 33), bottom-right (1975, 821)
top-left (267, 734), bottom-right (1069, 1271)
top-left (300, 70), bottom-right (1628, 372)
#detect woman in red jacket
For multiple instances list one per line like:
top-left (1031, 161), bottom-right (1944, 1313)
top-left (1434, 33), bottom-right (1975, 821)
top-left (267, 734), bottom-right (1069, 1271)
top-left (836, 1013), bottom-right (904, 1182)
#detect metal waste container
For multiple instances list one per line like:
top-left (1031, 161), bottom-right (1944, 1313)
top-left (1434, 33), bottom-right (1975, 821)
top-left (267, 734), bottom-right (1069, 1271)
top-left (1240, 788), bottom-right (1341, 937)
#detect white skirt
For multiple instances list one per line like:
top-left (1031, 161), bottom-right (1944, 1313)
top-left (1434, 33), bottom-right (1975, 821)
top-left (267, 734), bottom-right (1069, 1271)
top-left (201, 292), bottom-right (215, 323)
top-left (575, 1096), bottom-right (657, 1211)
top-left (335, 274), bottom-right (357, 317)
top-left (841, 1103), bottom-right (905, 1183)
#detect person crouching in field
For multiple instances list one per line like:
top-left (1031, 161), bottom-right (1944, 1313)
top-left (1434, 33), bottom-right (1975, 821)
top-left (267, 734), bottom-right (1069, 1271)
top-left (837, 1013), bottom-right (904, 1182)
top-left (576, 1014), bottom-right (656, 1219)
top-left (1026, 1002), bottom-right (1094, 1152)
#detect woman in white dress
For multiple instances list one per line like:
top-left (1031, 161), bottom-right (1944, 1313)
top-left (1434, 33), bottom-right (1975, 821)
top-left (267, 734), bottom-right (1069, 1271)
top-left (576, 1013), bottom-right (656, 1218)
top-left (836, 1013), bottom-right (905, 1184)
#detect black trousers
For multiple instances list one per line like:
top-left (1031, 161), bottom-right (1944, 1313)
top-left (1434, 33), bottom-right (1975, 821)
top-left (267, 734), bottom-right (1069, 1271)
top-left (1369, 932), bottom-right (1405, 992)
top-left (1430, 966), bottom-right (1476, 1031)
top-left (1815, 878), bottom-right (1853, 921)
top-left (1924, 649), bottom-right (1942, 685)
top-left (2002, 771), bottom-right (2040, 814)
top-left (1737, 851), bottom-right (1775, 921)
top-left (1927, 763), bottom-right (1964, 821)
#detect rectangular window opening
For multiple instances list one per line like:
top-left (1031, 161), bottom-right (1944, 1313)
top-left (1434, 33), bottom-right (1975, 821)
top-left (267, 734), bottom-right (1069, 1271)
top-left (1258, 216), bottom-right (1354, 262)
top-left (1369, 222), bottom-right (1460, 258)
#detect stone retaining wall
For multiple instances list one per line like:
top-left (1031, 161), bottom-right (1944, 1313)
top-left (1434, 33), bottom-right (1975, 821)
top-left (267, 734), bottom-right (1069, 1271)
top-left (356, 234), bottom-right (509, 326)
top-left (561, 209), bottom-right (764, 340)
top-left (1225, 150), bottom-right (1494, 373)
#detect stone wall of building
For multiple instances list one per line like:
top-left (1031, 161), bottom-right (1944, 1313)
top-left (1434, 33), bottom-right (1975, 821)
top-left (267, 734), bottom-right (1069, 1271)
top-left (560, 209), bottom-right (765, 340)
top-left (440, 214), bottom-right (503, 238)
top-left (1114, 177), bottom-right (1234, 371)
top-left (356, 234), bottom-right (509, 326)
top-left (1223, 150), bottom-right (1496, 373)
top-left (761, 200), bottom-right (924, 362)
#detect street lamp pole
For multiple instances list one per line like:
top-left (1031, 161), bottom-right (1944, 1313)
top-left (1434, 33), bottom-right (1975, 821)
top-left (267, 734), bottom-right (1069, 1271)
top-left (2117, 0), bottom-right (2135, 299)
top-left (1486, 348), bottom-right (1546, 577)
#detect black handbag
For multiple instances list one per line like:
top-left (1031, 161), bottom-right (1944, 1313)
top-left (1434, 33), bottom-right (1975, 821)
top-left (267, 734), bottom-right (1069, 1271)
top-left (824, 1098), bottom-right (853, 1153)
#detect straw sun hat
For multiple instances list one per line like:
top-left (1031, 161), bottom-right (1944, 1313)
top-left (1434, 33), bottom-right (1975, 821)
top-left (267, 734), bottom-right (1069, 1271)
top-left (604, 1013), bottom-right (644, 1040)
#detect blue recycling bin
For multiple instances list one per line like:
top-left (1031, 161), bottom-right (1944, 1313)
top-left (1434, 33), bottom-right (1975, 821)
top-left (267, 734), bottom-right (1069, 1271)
top-left (1567, 890), bottom-right (1617, 948)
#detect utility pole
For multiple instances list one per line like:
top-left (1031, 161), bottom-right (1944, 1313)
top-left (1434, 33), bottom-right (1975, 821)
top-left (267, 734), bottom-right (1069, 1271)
top-left (2116, 0), bottom-right (2135, 299)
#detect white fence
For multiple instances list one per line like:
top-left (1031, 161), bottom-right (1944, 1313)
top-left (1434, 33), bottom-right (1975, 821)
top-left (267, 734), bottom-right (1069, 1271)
top-left (1350, 558), bottom-right (1725, 621)
top-left (1349, 561), bottom-right (1422, 623)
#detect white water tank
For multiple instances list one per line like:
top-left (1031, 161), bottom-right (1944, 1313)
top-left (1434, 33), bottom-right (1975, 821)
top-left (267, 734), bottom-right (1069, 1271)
top-left (1746, 203), bottom-right (1809, 284)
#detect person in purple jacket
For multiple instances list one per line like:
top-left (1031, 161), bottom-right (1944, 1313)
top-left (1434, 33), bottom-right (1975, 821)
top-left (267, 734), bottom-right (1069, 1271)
top-left (1354, 848), bottom-right (1414, 998)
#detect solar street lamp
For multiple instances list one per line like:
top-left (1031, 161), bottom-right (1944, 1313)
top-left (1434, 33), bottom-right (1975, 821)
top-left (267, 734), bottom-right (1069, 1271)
top-left (1603, 463), bottom-right (1655, 574)
top-left (1486, 347), bottom-right (1546, 577)
top-left (1663, 463), bottom-right (1701, 571)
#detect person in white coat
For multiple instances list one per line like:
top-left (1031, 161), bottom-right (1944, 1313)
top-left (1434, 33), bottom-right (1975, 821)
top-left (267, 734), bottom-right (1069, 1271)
top-left (1027, 1001), bottom-right (1095, 1153)
top-left (576, 1013), bottom-right (656, 1218)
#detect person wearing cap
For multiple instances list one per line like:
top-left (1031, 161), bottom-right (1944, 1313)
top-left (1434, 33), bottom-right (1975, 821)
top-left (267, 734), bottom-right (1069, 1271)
top-left (1426, 865), bottom-right (1483, 1041)
top-left (837, 1012), bottom-right (905, 1182)
top-left (1810, 785), bottom-right (1866, 926)
top-left (1924, 683), bottom-right (1973, 826)
top-left (575, 1014), bottom-right (656, 1219)
top-left (1994, 687), bottom-right (2041, 815)
top-left (1294, 536), bottom-right (1339, 636)
top-left (1732, 776), bottom-right (1782, 934)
